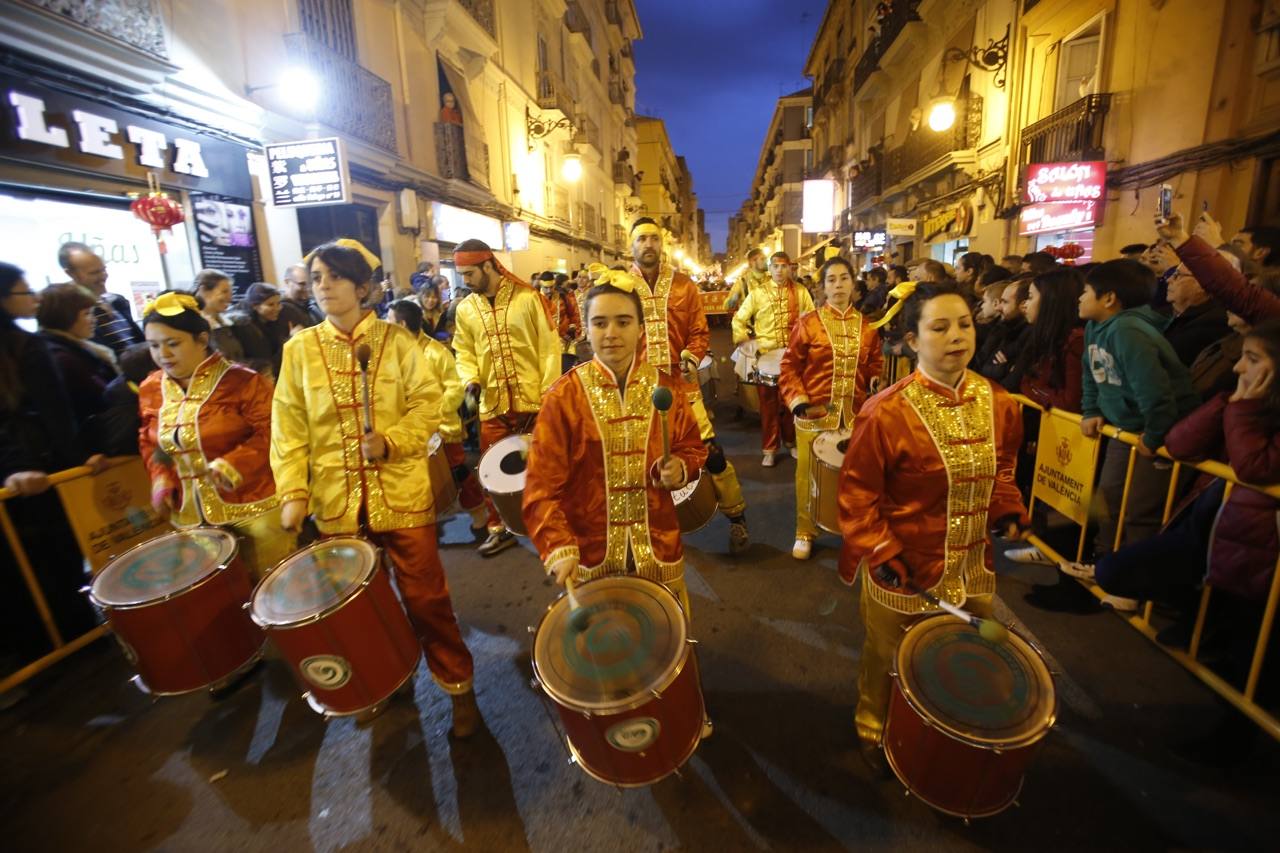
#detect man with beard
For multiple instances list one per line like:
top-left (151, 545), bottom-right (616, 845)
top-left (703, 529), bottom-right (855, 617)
top-left (279, 262), bottom-right (324, 330)
top-left (726, 247), bottom-right (769, 312)
top-left (629, 218), bottom-right (750, 555)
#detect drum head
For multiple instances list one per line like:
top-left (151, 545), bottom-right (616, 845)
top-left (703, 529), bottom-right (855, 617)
top-left (479, 433), bottom-right (530, 494)
top-left (253, 538), bottom-right (378, 625)
top-left (895, 615), bottom-right (1055, 747)
top-left (428, 432), bottom-right (443, 454)
top-left (813, 430), bottom-right (852, 466)
top-left (534, 576), bottom-right (688, 712)
top-left (93, 528), bottom-right (237, 606)
top-left (757, 349), bottom-right (783, 374)
top-left (671, 474), bottom-right (703, 505)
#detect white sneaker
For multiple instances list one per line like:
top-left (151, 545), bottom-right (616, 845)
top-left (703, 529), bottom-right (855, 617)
top-left (1101, 594), bottom-right (1139, 612)
top-left (792, 538), bottom-right (812, 560)
top-left (790, 446), bottom-right (799, 460)
top-left (1060, 561), bottom-right (1097, 580)
top-left (762, 451), bottom-right (777, 467)
top-left (1005, 545), bottom-right (1054, 565)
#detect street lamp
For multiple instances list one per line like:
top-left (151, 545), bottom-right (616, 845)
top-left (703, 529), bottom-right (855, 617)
top-left (246, 66), bottom-right (320, 111)
top-left (927, 96), bottom-right (956, 132)
top-left (561, 153), bottom-right (583, 183)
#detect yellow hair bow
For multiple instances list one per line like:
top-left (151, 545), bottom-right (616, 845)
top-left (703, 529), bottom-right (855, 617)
top-left (143, 291), bottom-right (201, 318)
top-left (869, 280), bottom-right (918, 329)
top-left (587, 262), bottom-right (641, 293)
top-left (305, 238), bottom-right (382, 273)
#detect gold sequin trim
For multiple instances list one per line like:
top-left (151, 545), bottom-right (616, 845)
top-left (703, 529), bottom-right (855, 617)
top-left (815, 305), bottom-right (864, 431)
top-left (634, 263), bottom-right (675, 370)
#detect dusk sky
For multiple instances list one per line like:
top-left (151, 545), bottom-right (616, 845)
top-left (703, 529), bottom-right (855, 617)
top-left (632, 0), bottom-right (829, 255)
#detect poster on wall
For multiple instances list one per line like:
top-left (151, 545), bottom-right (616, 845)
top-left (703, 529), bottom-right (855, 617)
top-left (191, 192), bottom-right (263, 296)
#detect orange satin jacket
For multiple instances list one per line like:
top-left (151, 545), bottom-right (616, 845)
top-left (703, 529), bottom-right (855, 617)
top-left (837, 369), bottom-right (1029, 614)
top-left (522, 359), bottom-right (708, 584)
top-left (139, 354), bottom-right (278, 527)
top-left (632, 263), bottom-right (711, 371)
top-left (780, 305), bottom-right (884, 428)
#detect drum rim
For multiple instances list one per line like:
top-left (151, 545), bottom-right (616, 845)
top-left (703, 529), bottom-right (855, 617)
top-left (90, 526), bottom-right (241, 609)
top-left (249, 537), bottom-right (380, 628)
top-left (477, 433), bottom-right (531, 495)
top-left (530, 576), bottom-right (692, 712)
top-left (673, 473), bottom-right (717, 535)
top-left (891, 614), bottom-right (1058, 749)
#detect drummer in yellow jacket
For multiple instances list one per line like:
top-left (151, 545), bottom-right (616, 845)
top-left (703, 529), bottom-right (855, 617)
top-left (779, 256), bottom-right (883, 560)
top-left (270, 239), bottom-right (478, 736)
top-left (387, 298), bottom-right (495, 540)
top-left (451, 238), bottom-right (561, 557)
top-left (732, 251), bottom-right (815, 465)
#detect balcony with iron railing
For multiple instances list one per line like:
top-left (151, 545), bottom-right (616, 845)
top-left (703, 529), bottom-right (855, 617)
top-left (284, 32), bottom-right (396, 152)
top-left (609, 76), bottom-right (629, 107)
top-left (565, 0), bottom-right (591, 41)
top-left (435, 122), bottom-right (489, 188)
top-left (537, 68), bottom-right (575, 117)
top-left (1019, 94), bottom-right (1112, 168)
top-left (613, 160), bottom-right (637, 194)
top-left (575, 115), bottom-right (601, 153)
top-left (457, 0), bottom-right (495, 38)
top-left (852, 0), bottom-right (922, 94)
top-left (883, 94), bottom-right (983, 189)
top-left (816, 57), bottom-right (846, 106)
top-left (847, 161), bottom-right (883, 210)
top-left (22, 0), bottom-right (168, 57)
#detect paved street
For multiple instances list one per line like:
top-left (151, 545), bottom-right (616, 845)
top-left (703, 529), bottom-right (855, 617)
top-left (2, 329), bottom-right (1279, 853)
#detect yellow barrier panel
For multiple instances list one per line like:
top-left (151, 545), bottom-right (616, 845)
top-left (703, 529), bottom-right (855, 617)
top-left (1012, 395), bottom-right (1280, 743)
top-left (0, 456), bottom-right (167, 695)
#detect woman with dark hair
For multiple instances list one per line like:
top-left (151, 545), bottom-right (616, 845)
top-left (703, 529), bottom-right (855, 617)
top-left (955, 251), bottom-right (993, 297)
top-left (36, 283), bottom-right (119, 436)
top-left (1007, 268), bottom-right (1086, 411)
top-left (271, 238), bottom-right (478, 735)
top-left (0, 263), bottom-right (99, 663)
top-left (523, 268), bottom-right (708, 616)
top-left (779, 256), bottom-right (883, 560)
top-left (227, 283), bottom-right (287, 378)
top-left (138, 291), bottom-right (292, 579)
top-left (836, 281), bottom-right (1029, 771)
top-left (416, 283), bottom-right (447, 339)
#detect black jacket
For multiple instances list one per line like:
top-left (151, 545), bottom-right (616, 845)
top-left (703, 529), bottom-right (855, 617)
top-left (38, 332), bottom-right (117, 429)
top-left (0, 318), bottom-right (84, 477)
top-left (1164, 300), bottom-right (1231, 368)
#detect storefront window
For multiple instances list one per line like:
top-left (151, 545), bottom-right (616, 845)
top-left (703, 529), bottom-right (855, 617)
top-left (0, 190), bottom-right (195, 319)
top-left (930, 238), bottom-right (969, 263)
top-left (1035, 228), bottom-right (1095, 264)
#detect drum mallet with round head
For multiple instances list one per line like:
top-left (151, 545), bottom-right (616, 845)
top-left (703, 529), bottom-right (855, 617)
top-left (355, 344), bottom-right (373, 434)
top-left (874, 562), bottom-right (1009, 644)
top-left (566, 574), bottom-right (590, 633)
top-left (652, 385), bottom-right (673, 467)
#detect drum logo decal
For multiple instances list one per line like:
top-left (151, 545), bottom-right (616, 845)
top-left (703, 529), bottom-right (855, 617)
top-left (301, 655), bottom-right (352, 689)
top-left (606, 717), bottom-right (660, 752)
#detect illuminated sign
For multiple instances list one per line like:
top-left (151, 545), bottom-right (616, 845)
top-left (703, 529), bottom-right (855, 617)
top-left (1019, 200), bottom-right (1100, 235)
top-left (504, 220), bottom-right (530, 252)
top-left (802, 179), bottom-right (835, 233)
top-left (264, 138), bottom-right (350, 207)
top-left (433, 202), bottom-right (503, 247)
top-left (886, 217), bottom-right (917, 237)
top-left (853, 230), bottom-right (887, 250)
top-left (1024, 161), bottom-right (1106, 204)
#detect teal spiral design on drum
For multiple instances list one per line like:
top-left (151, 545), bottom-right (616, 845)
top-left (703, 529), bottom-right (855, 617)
top-left (119, 537), bottom-right (220, 592)
top-left (561, 601), bottom-right (656, 683)
top-left (916, 631), bottom-right (1030, 730)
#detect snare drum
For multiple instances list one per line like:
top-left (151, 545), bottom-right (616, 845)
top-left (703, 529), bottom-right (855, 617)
top-left (755, 349), bottom-right (784, 387)
top-left (672, 472), bottom-right (717, 534)
top-left (478, 433), bottom-right (531, 536)
top-left (428, 432), bottom-right (458, 518)
top-left (532, 576), bottom-right (705, 787)
top-left (91, 528), bottom-right (263, 695)
top-left (251, 538), bottom-right (422, 717)
top-left (811, 429), bottom-right (851, 535)
top-left (885, 614), bottom-right (1057, 820)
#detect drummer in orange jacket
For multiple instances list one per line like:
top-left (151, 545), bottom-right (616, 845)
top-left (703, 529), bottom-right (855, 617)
top-left (732, 251), bottom-right (815, 466)
top-left (779, 256), bottom-right (883, 561)
top-left (138, 291), bottom-right (295, 578)
top-left (522, 267), bottom-right (708, 617)
top-left (270, 239), bottom-right (478, 736)
top-left (836, 281), bottom-right (1029, 772)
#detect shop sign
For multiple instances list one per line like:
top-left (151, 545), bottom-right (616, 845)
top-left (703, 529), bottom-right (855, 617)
top-left (504, 220), bottom-right (530, 252)
top-left (433, 202), bottom-right (502, 247)
top-left (923, 201), bottom-right (973, 242)
top-left (886, 217), bottom-right (917, 237)
top-left (1024, 161), bottom-right (1105, 204)
top-left (1019, 200), bottom-right (1100, 236)
top-left (192, 192), bottom-right (263, 295)
top-left (264, 138), bottom-right (350, 207)
top-left (853, 230), bottom-right (887, 250)
top-left (0, 72), bottom-right (253, 199)
top-left (801, 179), bottom-right (835, 233)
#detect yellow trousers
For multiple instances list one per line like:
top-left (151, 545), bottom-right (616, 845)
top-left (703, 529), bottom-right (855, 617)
top-left (689, 389), bottom-right (746, 518)
top-left (794, 423), bottom-right (820, 540)
top-left (230, 506), bottom-right (297, 581)
top-left (855, 574), bottom-right (993, 746)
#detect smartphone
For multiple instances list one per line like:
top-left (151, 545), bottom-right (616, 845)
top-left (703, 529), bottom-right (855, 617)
top-left (1157, 184), bottom-right (1174, 224)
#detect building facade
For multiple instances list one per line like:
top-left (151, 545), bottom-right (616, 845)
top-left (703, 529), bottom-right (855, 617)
top-left (0, 0), bottom-right (646, 306)
top-left (633, 115), bottom-right (707, 271)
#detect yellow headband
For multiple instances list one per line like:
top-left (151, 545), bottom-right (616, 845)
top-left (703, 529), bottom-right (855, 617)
top-left (587, 262), bottom-right (640, 293)
top-left (631, 223), bottom-right (662, 240)
top-left (305, 238), bottom-right (382, 274)
top-left (143, 291), bottom-right (201, 318)
top-left (868, 281), bottom-right (919, 329)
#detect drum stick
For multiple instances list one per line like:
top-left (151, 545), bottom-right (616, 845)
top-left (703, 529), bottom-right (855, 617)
top-left (355, 344), bottom-right (373, 434)
top-left (565, 574), bottom-right (590, 633)
top-left (652, 386), bottom-right (673, 467)
top-left (874, 564), bottom-right (1009, 644)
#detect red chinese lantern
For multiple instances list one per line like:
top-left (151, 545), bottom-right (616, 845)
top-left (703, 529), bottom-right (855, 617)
top-left (130, 173), bottom-right (185, 253)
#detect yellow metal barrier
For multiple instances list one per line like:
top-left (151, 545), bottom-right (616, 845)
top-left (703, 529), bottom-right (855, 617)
top-left (0, 456), bottom-right (164, 695)
top-left (1012, 395), bottom-right (1280, 742)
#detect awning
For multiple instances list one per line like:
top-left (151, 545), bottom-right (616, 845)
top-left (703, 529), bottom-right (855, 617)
top-left (797, 234), bottom-right (837, 262)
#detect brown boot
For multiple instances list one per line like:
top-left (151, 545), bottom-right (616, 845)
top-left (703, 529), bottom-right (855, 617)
top-left (451, 690), bottom-right (480, 738)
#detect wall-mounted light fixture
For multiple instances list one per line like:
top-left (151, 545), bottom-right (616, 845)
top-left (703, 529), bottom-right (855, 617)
top-left (526, 105), bottom-right (575, 152)
top-left (246, 66), bottom-right (321, 111)
top-left (942, 24), bottom-right (1010, 89)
